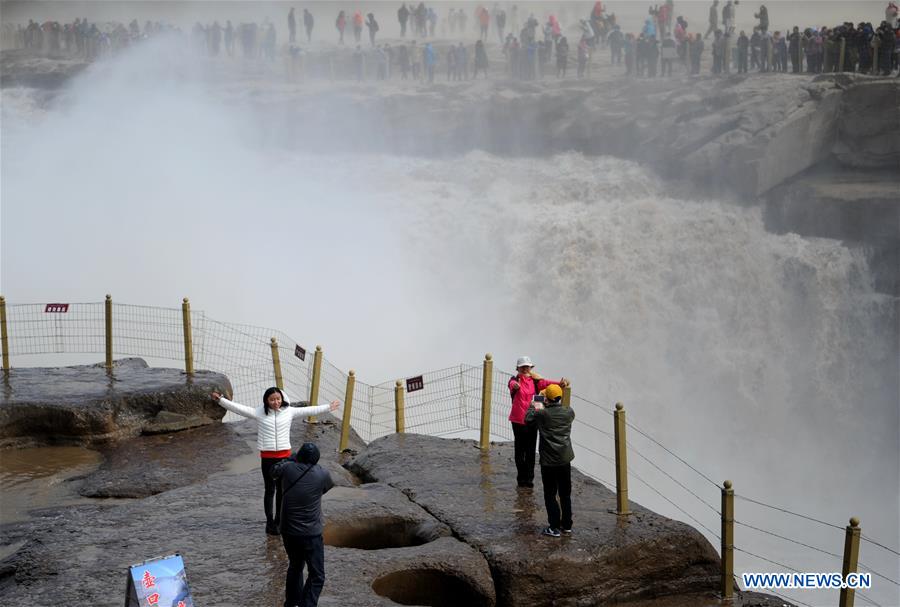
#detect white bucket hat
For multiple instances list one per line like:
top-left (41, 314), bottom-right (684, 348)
top-left (516, 356), bottom-right (534, 369)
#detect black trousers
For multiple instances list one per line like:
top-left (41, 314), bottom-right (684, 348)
top-left (512, 422), bottom-right (538, 486)
top-left (282, 533), bottom-right (325, 607)
top-left (541, 463), bottom-right (573, 530)
top-left (260, 456), bottom-right (289, 526)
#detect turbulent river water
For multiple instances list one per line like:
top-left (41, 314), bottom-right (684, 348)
top-left (1, 41), bottom-right (897, 605)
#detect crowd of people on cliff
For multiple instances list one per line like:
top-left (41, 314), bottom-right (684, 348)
top-left (14, 17), bottom-right (178, 59)
top-left (6, 1), bottom-right (899, 80)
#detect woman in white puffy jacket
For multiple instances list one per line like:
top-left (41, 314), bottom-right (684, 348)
top-left (210, 386), bottom-right (339, 535)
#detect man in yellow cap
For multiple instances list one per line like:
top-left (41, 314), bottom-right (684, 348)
top-left (525, 383), bottom-right (575, 537)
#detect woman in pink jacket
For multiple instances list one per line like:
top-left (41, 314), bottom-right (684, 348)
top-left (508, 356), bottom-right (567, 488)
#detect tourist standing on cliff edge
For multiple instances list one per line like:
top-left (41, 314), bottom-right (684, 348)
top-left (705, 0), bottom-right (719, 39)
top-left (526, 384), bottom-right (576, 538)
top-left (304, 9), bottom-right (314, 43)
top-left (288, 7), bottom-right (296, 44)
top-left (210, 388), bottom-right (339, 535)
top-left (507, 357), bottom-right (568, 489)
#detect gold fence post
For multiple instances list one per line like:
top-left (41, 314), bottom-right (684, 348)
top-left (394, 380), bottom-right (405, 433)
top-left (181, 297), bottom-right (194, 376)
top-left (339, 370), bottom-right (356, 452)
top-left (562, 383), bottom-right (571, 407)
top-left (0, 296), bottom-right (9, 373)
top-left (613, 403), bottom-right (631, 515)
top-left (479, 353), bottom-right (493, 450)
top-left (839, 517), bottom-right (861, 607)
top-left (270, 337), bottom-right (284, 390)
top-left (721, 480), bottom-right (735, 601)
top-left (105, 294), bottom-right (113, 371)
top-left (308, 345), bottom-right (323, 422)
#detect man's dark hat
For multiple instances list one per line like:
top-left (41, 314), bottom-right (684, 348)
top-left (296, 442), bottom-right (320, 465)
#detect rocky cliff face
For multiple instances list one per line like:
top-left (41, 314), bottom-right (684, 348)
top-left (249, 72), bottom-right (898, 199)
top-left (4, 48), bottom-right (895, 199)
top-left (0, 358), bottom-right (230, 447)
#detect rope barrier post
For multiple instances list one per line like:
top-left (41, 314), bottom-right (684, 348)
top-left (104, 295), bottom-right (113, 371)
top-left (613, 403), bottom-right (631, 515)
top-left (839, 517), bottom-right (861, 607)
top-left (394, 380), bottom-right (405, 434)
top-left (339, 370), bottom-right (355, 452)
top-left (270, 337), bottom-right (284, 390)
top-left (181, 297), bottom-right (194, 376)
top-left (0, 296), bottom-right (8, 374)
top-left (562, 383), bottom-right (571, 407)
top-left (479, 353), bottom-right (493, 450)
top-left (839, 37), bottom-right (846, 72)
top-left (721, 480), bottom-right (735, 601)
top-left (308, 345), bottom-right (323, 422)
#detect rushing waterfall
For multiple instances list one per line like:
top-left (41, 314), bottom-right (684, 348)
top-left (2, 34), bottom-right (897, 606)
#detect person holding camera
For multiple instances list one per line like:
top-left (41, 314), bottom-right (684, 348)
top-left (271, 442), bottom-right (334, 607)
top-left (210, 388), bottom-right (339, 535)
top-left (525, 384), bottom-right (575, 537)
top-left (508, 356), bottom-right (568, 488)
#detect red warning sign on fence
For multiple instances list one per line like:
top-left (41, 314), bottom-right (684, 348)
top-left (294, 345), bottom-right (306, 361)
top-left (406, 375), bottom-right (424, 393)
top-left (44, 303), bottom-right (70, 313)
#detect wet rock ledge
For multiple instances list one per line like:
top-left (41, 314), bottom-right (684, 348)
top-left (0, 358), bottom-right (230, 448)
top-left (0, 361), bottom-right (790, 606)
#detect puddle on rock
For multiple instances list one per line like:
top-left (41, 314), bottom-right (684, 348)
top-left (0, 445), bottom-right (103, 524)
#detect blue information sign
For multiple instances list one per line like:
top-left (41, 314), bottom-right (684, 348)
top-left (125, 553), bottom-right (194, 607)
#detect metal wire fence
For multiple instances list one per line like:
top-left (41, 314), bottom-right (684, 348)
top-left (2, 298), bottom-right (897, 607)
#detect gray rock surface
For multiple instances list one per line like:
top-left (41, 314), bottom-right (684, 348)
top-left (260, 73), bottom-right (897, 199)
top-left (76, 421), bottom-right (257, 498)
top-left (349, 433), bottom-right (722, 606)
top-left (0, 358), bottom-right (231, 447)
top-left (765, 167), bottom-right (900, 295)
top-left (0, 411), bottom-right (794, 606)
top-left (832, 79), bottom-right (900, 169)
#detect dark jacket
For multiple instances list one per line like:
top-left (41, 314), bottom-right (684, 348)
top-left (525, 399), bottom-right (575, 466)
top-left (272, 458), bottom-right (334, 536)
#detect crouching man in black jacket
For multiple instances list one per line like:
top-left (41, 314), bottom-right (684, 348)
top-left (525, 383), bottom-right (576, 538)
top-left (271, 442), bottom-right (334, 607)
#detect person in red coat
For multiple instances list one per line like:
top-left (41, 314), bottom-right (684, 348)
top-left (507, 356), bottom-right (568, 488)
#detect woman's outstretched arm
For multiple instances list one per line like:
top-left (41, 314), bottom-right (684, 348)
top-left (210, 391), bottom-right (260, 419)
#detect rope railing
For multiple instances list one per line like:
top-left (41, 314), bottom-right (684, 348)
top-left (628, 463), bottom-right (722, 540)
top-left (734, 494), bottom-right (847, 531)
top-left (734, 520), bottom-right (845, 562)
top-left (856, 561), bottom-right (900, 587)
top-left (626, 441), bottom-right (720, 516)
top-left (1, 297), bottom-right (896, 607)
top-left (861, 535), bottom-right (900, 557)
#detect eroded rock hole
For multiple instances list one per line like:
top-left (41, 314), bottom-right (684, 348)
top-left (372, 569), bottom-right (492, 607)
top-left (323, 517), bottom-right (439, 549)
